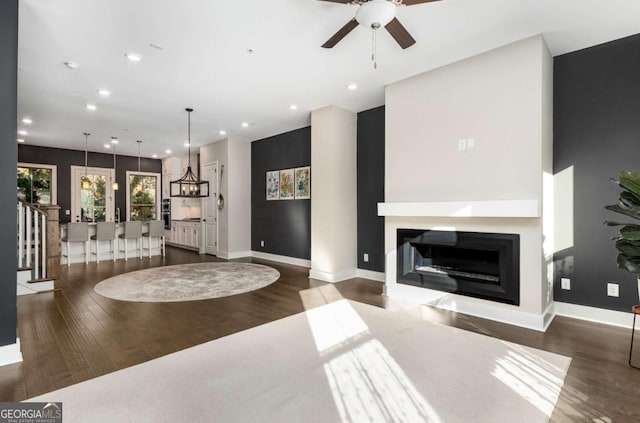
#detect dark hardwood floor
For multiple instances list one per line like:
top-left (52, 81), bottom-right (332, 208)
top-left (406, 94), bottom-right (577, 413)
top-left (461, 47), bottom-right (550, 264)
top-left (1, 246), bottom-right (639, 421)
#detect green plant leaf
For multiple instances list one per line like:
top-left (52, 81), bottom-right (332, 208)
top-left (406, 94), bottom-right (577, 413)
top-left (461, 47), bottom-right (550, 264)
top-left (621, 190), bottom-right (640, 208)
top-left (617, 254), bottom-right (640, 274)
top-left (615, 238), bottom-right (640, 257)
top-left (605, 204), bottom-right (640, 221)
top-left (620, 225), bottom-right (640, 240)
top-left (619, 171), bottom-right (640, 197)
top-left (604, 221), bottom-right (636, 226)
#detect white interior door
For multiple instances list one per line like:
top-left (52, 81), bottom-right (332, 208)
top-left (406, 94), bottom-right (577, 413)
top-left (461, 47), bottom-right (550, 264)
top-left (202, 162), bottom-right (218, 255)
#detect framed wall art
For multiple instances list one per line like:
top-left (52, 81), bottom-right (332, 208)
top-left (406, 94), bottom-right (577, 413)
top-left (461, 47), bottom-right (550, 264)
top-left (294, 166), bottom-right (310, 199)
top-left (279, 168), bottom-right (295, 200)
top-left (266, 170), bottom-right (279, 200)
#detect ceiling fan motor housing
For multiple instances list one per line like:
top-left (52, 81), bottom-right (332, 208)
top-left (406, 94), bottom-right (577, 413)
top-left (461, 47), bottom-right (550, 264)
top-left (356, 0), bottom-right (396, 29)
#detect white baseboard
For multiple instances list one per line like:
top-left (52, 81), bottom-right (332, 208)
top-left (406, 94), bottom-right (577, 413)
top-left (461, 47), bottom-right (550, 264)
top-left (385, 284), bottom-right (553, 332)
top-left (227, 251), bottom-right (252, 260)
top-left (356, 269), bottom-right (385, 282)
top-left (554, 301), bottom-right (635, 329)
top-left (17, 279), bottom-right (54, 295)
top-left (0, 339), bottom-right (22, 367)
top-left (309, 268), bottom-right (358, 283)
top-left (251, 251), bottom-right (311, 268)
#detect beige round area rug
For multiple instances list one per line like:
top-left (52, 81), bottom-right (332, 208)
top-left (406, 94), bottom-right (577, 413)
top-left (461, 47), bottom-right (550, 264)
top-left (94, 262), bottom-right (280, 302)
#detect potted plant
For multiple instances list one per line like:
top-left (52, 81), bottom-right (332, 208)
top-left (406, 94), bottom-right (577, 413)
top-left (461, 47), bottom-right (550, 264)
top-left (605, 170), bottom-right (640, 301)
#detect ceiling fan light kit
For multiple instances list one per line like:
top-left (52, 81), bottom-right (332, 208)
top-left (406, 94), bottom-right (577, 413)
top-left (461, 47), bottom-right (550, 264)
top-left (320, 0), bottom-right (440, 55)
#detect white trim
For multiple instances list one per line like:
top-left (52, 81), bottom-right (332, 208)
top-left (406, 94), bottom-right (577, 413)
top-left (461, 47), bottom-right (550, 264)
top-left (309, 268), bottom-right (358, 283)
top-left (18, 162), bottom-right (58, 204)
top-left (216, 251), bottom-right (252, 260)
top-left (251, 251), bottom-right (311, 268)
top-left (356, 269), bottom-right (386, 282)
top-left (0, 339), bottom-right (23, 367)
top-left (70, 165), bottom-right (115, 222)
top-left (554, 301), bottom-right (635, 329)
top-left (385, 283), bottom-right (555, 331)
top-left (377, 200), bottom-right (540, 218)
top-left (126, 171), bottom-right (161, 221)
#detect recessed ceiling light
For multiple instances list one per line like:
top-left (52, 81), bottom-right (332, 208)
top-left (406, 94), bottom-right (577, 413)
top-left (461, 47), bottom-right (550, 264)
top-left (64, 61), bottom-right (80, 70)
top-left (22, 118), bottom-right (32, 124)
top-left (165, 149), bottom-right (172, 154)
top-left (110, 137), bottom-right (119, 144)
top-left (219, 130), bottom-right (226, 136)
top-left (152, 154), bottom-right (158, 158)
top-left (17, 130), bottom-right (27, 136)
top-left (104, 143), bottom-right (111, 149)
top-left (125, 52), bottom-right (142, 62)
top-left (98, 88), bottom-right (111, 96)
top-left (86, 104), bottom-right (97, 111)
top-left (17, 139), bottom-right (25, 143)
top-left (289, 104), bottom-right (298, 110)
top-left (241, 122), bottom-right (249, 128)
top-left (347, 83), bottom-right (358, 90)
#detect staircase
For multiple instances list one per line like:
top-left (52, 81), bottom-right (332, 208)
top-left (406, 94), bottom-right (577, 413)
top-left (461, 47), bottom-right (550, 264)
top-left (17, 199), bottom-right (58, 295)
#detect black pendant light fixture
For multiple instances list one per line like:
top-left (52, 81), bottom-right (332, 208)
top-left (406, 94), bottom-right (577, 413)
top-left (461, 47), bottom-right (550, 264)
top-left (170, 108), bottom-right (209, 197)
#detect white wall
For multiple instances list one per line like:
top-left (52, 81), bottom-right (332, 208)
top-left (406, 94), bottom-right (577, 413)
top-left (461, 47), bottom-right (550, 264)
top-left (227, 139), bottom-right (251, 255)
top-left (383, 36), bottom-right (553, 327)
top-left (310, 106), bottom-right (357, 282)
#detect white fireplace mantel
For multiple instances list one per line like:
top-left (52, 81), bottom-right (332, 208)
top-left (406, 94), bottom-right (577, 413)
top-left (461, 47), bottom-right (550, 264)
top-left (378, 200), bottom-right (540, 218)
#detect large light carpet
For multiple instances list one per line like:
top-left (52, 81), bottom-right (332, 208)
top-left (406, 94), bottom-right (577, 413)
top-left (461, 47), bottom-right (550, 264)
top-left (94, 262), bottom-right (280, 302)
top-left (30, 300), bottom-right (571, 422)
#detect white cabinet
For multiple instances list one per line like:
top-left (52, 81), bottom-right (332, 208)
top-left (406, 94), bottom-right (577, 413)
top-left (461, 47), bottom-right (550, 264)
top-left (169, 221), bottom-right (201, 250)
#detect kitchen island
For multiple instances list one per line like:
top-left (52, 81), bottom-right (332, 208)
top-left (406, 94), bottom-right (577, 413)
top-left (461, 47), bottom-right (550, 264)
top-left (61, 222), bottom-right (164, 265)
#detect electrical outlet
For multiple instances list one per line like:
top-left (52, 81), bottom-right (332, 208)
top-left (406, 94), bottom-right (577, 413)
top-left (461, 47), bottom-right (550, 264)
top-left (260, 240), bottom-right (264, 247)
top-left (607, 283), bottom-right (619, 297)
top-left (65, 209), bottom-right (70, 216)
top-left (466, 138), bottom-right (475, 149)
top-left (561, 278), bottom-right (570, 290)
top-left (457, 139), bottom-right (466, 151)
top-left (363, 253), bottom-right (369, 263)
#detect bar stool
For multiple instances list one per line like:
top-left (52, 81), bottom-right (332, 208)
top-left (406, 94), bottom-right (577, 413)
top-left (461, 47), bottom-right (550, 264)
top-left (62, 222), bottom-right (89, 267)
top-left (142, 220), bottom-right (165, 258)
top-left (629, 305), bottom-right (640, 369)
top-left (118, 221), bottom-right (143, 261)
top-left (91, 222), bottom-right (116, 263)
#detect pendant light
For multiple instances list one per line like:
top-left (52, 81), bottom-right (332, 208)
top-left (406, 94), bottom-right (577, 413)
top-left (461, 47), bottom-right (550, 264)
top-left (135, 140), bottom-right (143, 193)
top-left (111, 137), bottom-right (119, 191)
top-left (82, 132), bottom-right (91, 189)
top-left (170, 108), bottom-right (209, 197)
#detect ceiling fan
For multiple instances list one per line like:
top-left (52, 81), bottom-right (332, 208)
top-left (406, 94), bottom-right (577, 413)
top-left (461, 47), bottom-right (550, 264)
top-left (320, 0), bottom-right (442, 50)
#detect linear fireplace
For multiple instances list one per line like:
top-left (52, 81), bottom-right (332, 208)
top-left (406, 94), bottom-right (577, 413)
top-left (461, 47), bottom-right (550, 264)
top-left (397, 229), bottom-right (520, 305)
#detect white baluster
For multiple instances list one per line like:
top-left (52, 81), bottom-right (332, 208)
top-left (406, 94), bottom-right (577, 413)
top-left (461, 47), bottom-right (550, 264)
top-left (26, 207), bottom-right (32, 267)
top-left (41, 213), bottom-right (47, 279)
top-left (34, 209), bottom-right (39, 279)
top-left (18, 202), bottom-right (23, 268)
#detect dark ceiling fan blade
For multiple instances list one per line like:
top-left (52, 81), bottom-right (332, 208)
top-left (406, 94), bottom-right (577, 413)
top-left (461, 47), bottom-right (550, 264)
top-left (402, 0), bottom-right (442, 5)
top-left (385, 17), bottom-right (416, 49)
top-left (322, 19), bottom-right (359, 48)
top-left (317, 0), bottom-right (354, 3)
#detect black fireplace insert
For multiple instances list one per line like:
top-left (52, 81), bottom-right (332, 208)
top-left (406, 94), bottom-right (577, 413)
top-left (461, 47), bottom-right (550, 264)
top-left (397, 229), bottom-right (520, 305)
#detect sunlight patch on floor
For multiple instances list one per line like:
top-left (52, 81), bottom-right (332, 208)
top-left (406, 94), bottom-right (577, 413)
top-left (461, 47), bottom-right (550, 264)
top-left (492, 349), bottom-right (566, 417)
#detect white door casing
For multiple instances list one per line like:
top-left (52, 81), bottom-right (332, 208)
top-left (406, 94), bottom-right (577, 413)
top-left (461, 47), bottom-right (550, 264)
top-left (202, 162), bottom-right (218, 255)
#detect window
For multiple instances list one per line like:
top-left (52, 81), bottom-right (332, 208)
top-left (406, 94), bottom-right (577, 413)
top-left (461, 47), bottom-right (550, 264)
top-left (126, 171), bottom-right (160, 221)
top-left (17, 163), bottom-right (57, 205)
top-left (71, 166), bottom-right (114, 222)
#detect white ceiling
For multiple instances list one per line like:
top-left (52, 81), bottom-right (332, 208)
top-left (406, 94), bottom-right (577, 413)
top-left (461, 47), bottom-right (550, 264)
top-left (17, 0), bottom-right (640, 158)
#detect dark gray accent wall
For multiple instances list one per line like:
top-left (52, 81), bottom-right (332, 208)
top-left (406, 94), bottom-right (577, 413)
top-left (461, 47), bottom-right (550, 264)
top-left (0, 0), bottom-right (18, 347)
top-left (554, 33), bottom-right (640, 312)
top-left (251, 127), bottom-right (311, 259)
top-left (357, 106), bottom-right (385, 272)
top-left (19, 145), bottom-right (162, 223)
